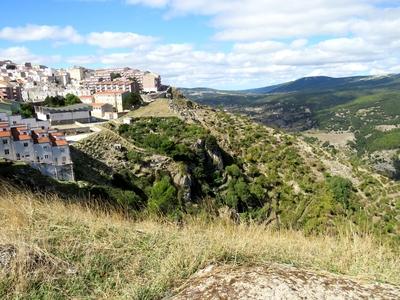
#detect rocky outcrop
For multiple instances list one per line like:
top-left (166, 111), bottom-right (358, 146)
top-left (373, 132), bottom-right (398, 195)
top-left (171, 264), bottom-right (400, 300)
top-left (173, 169), bottom-right (192, 202)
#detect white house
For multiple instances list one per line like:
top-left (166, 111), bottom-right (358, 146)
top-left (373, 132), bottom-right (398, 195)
top-left (90, 103), bottom-right (114, 119)
top-left (0, 115), bottom-right (74, 181)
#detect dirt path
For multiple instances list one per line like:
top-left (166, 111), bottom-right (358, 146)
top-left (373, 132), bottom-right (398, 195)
top-left (170, 264), bottom-right (400, 300)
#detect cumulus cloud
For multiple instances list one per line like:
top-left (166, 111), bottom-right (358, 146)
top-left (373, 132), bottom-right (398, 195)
top-left (0, 25), bottom-right (83, 43)
top-left (2, 1), bottom-right (400, 89)
top-left (0, 46), bottom-right (61, 64)
top-left (0, 25), bottom-right (157, 49)
top-left (87, 31), bottom-right (157, 48)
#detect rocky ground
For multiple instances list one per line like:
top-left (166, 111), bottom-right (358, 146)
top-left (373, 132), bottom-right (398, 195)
top-left (171, 264), bottom-right (400, 300)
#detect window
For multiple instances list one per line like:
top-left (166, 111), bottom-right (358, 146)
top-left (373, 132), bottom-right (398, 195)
top-left (16, 153), bottom-right (20, 160)
top-left (62, 157), bottom-right (66, 162)
top-left (4, 149), bottom-right (9, 155)
top-left (43, 146), bottom-right (48, 150)
top-left (23, 142), bottom-right (28, 147)
top-left (2, 139), bottom-right (7, 145)
top-left (60, 148), bottom-right (65, 153)
top-left (44, 155), bottom-right (49, 159)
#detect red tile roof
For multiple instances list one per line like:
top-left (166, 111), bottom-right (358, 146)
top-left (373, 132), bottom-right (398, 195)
top-left (18, 134), bottom-right (31, 141)
top-left (0, 131), bottom-right (11, 138)
top-left (52, 140), bottom-right (68, 146)
top-left (37, 137), bottom-right (50, 144)
top-left (50, 132), bottom-right (64, 137)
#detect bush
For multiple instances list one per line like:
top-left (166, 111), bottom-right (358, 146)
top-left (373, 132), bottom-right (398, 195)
top-left (148, 176), bottom-right (178, 214)
top-left (327, 176), bottom-right (353, 208)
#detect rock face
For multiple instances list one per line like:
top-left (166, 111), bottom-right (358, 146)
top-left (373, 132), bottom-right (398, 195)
top-left (173, 170), bottom-right (192, 202)
top-left (171, 264), bottom-right (400, 300)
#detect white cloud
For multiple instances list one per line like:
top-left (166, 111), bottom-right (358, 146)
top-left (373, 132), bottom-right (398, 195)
top-left (126, 0), bottom-right (169, 8)
top-left (87, 31), bottom-right (157, 48)
top-left (0, 47), bottom-right (61, 64)
top-left (0, 25), bottom-right (83, 43)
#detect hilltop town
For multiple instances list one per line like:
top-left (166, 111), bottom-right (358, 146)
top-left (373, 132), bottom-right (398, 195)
top-left (0, 60), bottom-right (164, 180)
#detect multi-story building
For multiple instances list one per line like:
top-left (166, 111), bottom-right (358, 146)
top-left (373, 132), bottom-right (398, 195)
top-left (0, 113), bottom-right (74, 181)
top-left (93, 91), bottom-right (127, 112)
top-left (142, 72), bottom-right (161, 93)
top-left (68, 66), bottom-right (86, 82)
top-left (0, 80), bottom-right (22, 101)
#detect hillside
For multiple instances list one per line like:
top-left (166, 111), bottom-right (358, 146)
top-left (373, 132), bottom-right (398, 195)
top-left (181, 75), bottom-right (400, 178)
top-left (1, 182), bottom-right (400, 299)
top-left (43, 95), bottom-right (397, 243)
top-left (2, 94), bottom-right (400, 298)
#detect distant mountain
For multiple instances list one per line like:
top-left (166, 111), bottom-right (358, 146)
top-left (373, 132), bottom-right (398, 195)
top-left (242, 74), bottom-right (400, 94)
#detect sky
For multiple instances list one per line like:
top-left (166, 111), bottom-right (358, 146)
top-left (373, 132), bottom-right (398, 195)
top-left (0, 0), bottom-right (400, 89)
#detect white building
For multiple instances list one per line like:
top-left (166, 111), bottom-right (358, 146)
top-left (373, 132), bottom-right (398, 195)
top-left (68, 67), bottom-right (86, 82)
top-left (93, 91), bottom-right (127, 112)
top-left (142, 72), bottom-right (161, 93)
top-left (90, 103), bottom-right (114, 119)
top-left (0, 113), bottom-right (74, 181)
top-left (35, 104), bottom-right (92, 125)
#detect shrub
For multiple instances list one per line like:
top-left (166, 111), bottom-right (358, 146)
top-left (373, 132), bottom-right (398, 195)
top-left (148, 176), bottom-right (178, 214)
top-left (327, 176), bottom-right (353, 208)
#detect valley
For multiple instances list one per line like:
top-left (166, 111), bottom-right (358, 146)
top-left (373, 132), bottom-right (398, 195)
top-left (181, 75), bottom-right (400, 179)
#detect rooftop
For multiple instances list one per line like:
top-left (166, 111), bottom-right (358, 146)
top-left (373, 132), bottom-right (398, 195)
top-left (36, 103), bottom-right (92, 113)
top-left (0, 131), bottom-right (11, 138)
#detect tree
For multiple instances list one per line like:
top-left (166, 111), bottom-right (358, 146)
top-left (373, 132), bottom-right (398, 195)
top-left (43, 95), bottom-right (65, 107)
top-left (122, 92), bottom-right (142, 110)
top-left (148, 176), bottom-right (178, 214)
top-left (327, 176), bottom-right (353, 208)
top-left (110, 72), bottom-right (121, 81)
top-left (19, 103), bottom-right (35, 118)
top-left (65, 93), bottom-right (81, 106)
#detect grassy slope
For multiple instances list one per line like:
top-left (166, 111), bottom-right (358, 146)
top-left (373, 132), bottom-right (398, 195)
top-left (1, 182), bottom-right (399, 299)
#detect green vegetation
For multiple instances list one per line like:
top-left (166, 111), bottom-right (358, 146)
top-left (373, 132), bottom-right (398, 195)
top-left (18, 103), bottom-right (35, 118)
top-left (43, 93), bottom-right (82, 107)
top-left (122, 92), bottom-right (142, 110)
top-left (110, 72), bottom-right (121, 81)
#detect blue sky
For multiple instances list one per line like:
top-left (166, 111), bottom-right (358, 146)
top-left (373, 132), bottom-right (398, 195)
top-left (1, 0), bottom-right (400, 89)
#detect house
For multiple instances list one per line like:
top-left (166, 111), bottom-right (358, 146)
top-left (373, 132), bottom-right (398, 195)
top-left (90, 103), bottom-right (114, 119)
top-left (35, 103), bottom-right (92, 125)
top-left (0, 114), bottom-right (74, 181)
top-left (93, 91), bottom-right (127, 112)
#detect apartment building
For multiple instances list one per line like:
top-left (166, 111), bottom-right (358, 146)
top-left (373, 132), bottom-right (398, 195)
top-left (0, 113), bottom-right (74, 181)
top-left (142, 72), bottom-right (161, 93)
top-left (0, 80), bottom-right (22, 101)
top-left (93, 91), bottom-right (127, 112)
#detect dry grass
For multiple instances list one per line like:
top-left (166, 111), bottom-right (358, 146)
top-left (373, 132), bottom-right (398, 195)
top-left (0, 182), bottom-right (399, 299)
top-left (127, 99), bottom-right (178, 118)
